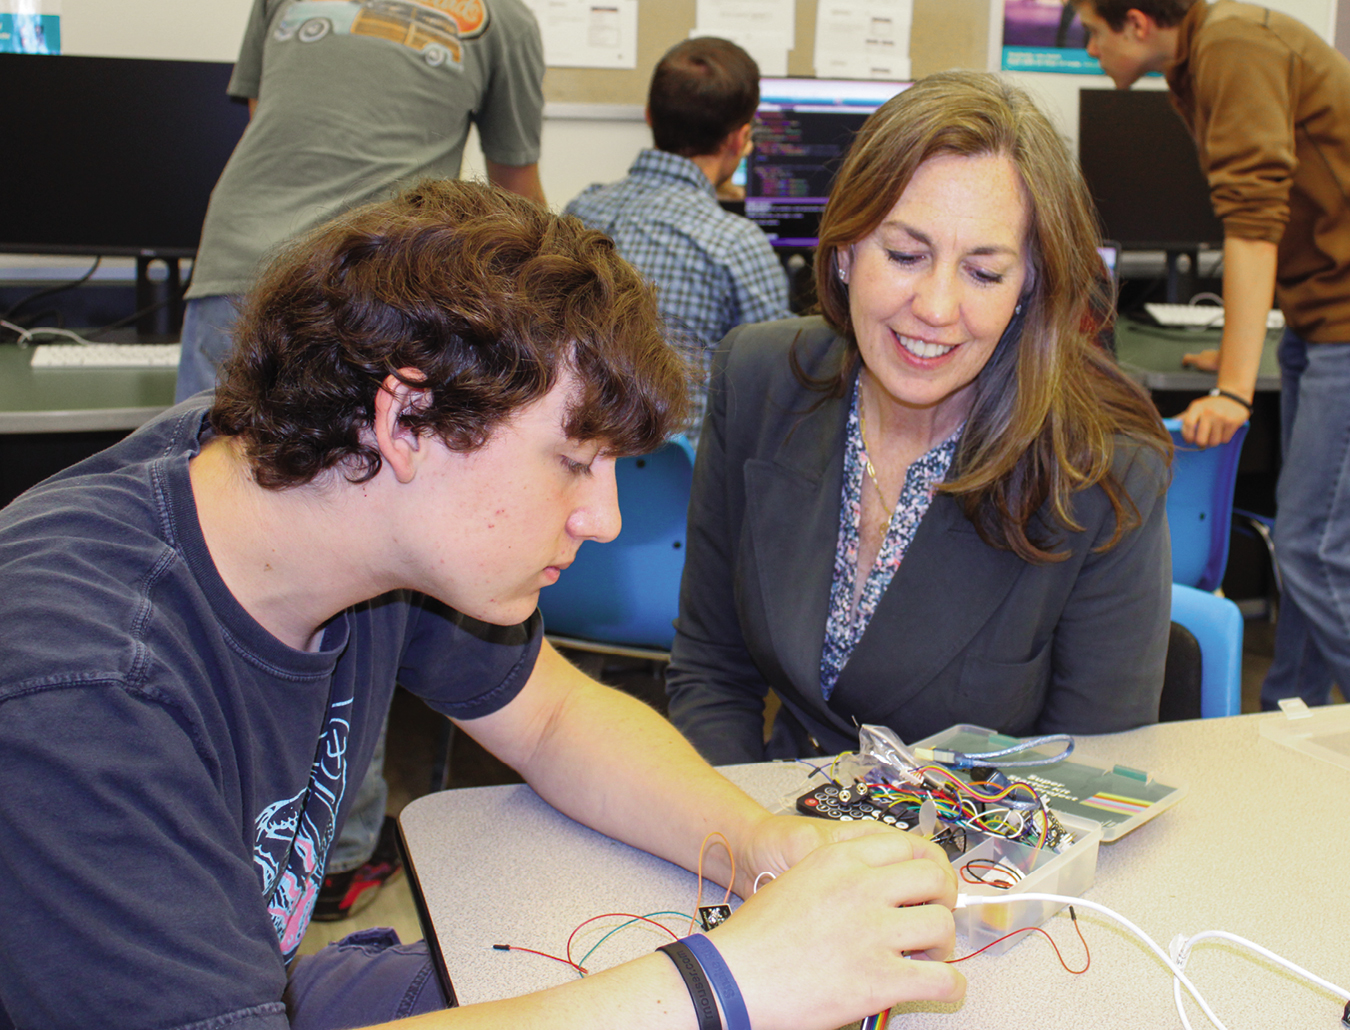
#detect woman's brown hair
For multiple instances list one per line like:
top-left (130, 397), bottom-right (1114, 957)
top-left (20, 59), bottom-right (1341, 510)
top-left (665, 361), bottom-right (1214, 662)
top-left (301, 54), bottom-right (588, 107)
top-left (812, 70), bottom-right (1169, 562)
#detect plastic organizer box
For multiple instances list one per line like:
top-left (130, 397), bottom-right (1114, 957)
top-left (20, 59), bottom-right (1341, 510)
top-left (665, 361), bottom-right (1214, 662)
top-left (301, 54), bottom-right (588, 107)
top-left (912, 724), bottom-right (1186, 956)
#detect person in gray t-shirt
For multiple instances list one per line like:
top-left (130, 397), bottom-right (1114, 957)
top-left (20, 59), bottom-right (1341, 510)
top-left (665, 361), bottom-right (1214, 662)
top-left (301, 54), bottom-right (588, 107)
top-left (177, 0), bottom-right (545, 401)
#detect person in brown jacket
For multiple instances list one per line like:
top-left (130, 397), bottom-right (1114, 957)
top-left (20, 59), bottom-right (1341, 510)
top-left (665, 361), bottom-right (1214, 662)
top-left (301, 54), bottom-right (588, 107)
top-left (1071, 0), bottom-right (1350, 708)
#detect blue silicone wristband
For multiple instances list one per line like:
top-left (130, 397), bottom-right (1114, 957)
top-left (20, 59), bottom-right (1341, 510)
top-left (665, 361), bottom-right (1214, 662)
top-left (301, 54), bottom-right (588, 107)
top-left (680, 933), bottom-right (751, 1030)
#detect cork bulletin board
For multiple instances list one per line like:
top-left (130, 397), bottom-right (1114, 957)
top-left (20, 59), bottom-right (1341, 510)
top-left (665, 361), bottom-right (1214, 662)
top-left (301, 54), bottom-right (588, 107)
top-left (541, 0), bottom-right (993, 106)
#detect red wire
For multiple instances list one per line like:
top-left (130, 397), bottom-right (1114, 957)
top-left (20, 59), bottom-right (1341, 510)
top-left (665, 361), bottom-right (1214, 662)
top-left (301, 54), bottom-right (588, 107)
top-left (564, 912), bottom-right (680, 968)
top-left (947, 910), bottom-right (1090, 974)
top-left (497, 944), bottom-right (588, 975)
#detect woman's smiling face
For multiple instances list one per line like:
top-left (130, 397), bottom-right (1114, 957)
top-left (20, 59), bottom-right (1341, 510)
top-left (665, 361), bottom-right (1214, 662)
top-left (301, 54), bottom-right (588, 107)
top-left (837, 150), bottom-right (1031, 428)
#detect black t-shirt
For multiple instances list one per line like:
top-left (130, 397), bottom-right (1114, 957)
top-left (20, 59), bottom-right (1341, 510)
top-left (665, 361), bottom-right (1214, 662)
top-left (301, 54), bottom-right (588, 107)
top-left (0, 401), bottom-right (540, 1029)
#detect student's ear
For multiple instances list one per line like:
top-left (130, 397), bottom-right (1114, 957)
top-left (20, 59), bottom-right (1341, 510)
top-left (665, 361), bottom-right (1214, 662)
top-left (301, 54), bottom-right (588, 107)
top-left (730, 120), bottom-right (754, 159)
top-left (1124, 7), bottom-right (1158, 37)
top-left (372, 369), bottom-right (430, 485)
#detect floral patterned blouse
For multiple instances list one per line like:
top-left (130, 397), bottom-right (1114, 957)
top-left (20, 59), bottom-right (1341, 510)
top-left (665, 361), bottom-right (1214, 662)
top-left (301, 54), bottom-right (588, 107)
top-left (819, 382), bottom-right (962, 699)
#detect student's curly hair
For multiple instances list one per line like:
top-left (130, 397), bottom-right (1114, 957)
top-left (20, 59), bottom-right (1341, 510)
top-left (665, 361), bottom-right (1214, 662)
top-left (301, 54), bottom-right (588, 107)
top-left (211, 179), bottom-right (689, 489)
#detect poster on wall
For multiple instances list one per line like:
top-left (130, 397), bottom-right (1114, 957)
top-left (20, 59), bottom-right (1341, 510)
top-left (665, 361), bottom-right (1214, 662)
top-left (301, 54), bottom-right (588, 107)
top-left (518, 0), bottom-right (638, 69)
top-left (1000, 0), bottom-right (1096, 73)
top-left (1, 0), bottom-right (60, 54)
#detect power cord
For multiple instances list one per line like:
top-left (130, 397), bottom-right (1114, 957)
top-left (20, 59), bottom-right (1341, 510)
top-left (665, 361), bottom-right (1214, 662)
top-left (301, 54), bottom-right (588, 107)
top-left (955, 892), bottom-right (1350, 1029)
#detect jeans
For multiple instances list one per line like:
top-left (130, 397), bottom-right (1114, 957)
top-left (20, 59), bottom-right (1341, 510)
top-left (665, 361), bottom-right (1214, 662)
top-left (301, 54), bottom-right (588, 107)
top-left (1260, 330), bottom-right (1350, 708)
top-left (286, 927), bottom-right (450, 1029)
top-left (327, 716), bottom-right (390, 873)
top-left (175, 294), bottom-right (243, 403)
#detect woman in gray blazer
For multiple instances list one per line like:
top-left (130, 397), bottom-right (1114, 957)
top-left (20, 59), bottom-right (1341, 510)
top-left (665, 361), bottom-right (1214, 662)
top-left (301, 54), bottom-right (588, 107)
top-left (666, 72), bottom-right (1173, 764)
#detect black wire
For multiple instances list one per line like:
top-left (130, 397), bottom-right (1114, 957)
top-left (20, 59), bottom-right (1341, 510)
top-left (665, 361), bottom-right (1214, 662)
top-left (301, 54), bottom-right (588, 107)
top-left (1, 257), bottom-right (101, 320)
top-left (84, 263), bottom-right (195, 339)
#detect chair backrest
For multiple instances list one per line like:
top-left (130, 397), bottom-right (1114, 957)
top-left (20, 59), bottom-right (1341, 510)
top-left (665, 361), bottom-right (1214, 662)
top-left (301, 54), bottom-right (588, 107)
top-left (1163, 417), bottom-right (1248, 591)
top-left (535, 436), bottom-right (695, 651)
top-left (1164, 582), bottom-right (1243, 719)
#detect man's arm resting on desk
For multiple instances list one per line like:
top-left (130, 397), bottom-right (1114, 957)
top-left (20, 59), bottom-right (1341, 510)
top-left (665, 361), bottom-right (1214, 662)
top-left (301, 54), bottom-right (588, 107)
top-left (461, 640), bottom-right (900, 894)
top-left (1179, 236), bottom-right (1277, 447)
top-left (407, 639), bottom-right (965, 1030)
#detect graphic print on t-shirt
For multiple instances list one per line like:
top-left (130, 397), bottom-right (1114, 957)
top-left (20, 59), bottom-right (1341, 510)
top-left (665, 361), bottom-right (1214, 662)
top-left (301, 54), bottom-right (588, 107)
top-left (271, 0), bottom-right (491, 69)
top-left (253, 695), bottom-right (352, 959)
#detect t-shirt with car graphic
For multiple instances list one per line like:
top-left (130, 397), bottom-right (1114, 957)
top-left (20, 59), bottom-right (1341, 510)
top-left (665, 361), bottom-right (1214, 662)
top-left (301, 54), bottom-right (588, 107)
top-left (187, 0), bottom-right (542, 300)
top-left (273, 0), bottom-right (491, 69)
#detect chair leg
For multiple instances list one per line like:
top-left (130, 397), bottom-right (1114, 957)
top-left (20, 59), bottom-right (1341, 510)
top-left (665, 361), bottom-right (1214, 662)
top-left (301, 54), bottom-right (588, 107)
top-left (1233, 510), bottom-right (1281, 623)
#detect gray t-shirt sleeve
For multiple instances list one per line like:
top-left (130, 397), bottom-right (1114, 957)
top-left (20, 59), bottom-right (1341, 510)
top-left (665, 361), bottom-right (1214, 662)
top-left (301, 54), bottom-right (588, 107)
top-left (474, 0), bottom-right (545, 167)
top-left (227, 0), bottom-right (273, 99)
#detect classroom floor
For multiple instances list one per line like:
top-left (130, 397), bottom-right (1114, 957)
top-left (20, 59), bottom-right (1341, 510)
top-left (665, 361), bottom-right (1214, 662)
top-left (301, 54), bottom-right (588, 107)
top-left (295, 631), bottom-right (1345, 958)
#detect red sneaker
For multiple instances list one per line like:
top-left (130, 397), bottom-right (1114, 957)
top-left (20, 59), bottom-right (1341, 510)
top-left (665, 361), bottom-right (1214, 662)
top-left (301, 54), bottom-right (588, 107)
top-left (311, 816), bottom-right (404, 922)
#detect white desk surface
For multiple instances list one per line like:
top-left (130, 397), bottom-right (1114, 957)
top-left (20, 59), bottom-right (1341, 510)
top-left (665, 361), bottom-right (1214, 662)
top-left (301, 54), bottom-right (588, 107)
top-left (399, 711), bottom-right (1349, 1029)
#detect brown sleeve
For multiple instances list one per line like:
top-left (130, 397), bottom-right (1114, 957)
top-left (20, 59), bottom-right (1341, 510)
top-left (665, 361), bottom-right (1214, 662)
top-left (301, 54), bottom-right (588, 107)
top-left (1190, 22), bottom-right (1297, 244)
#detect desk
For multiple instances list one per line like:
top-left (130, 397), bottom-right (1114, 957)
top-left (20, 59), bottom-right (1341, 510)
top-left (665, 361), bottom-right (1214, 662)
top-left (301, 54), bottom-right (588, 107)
top-left (1114, 317), bottom-right (1283, 393)
top-left (0, 344), bottom-right (177, 506)
top-left (0, 343), bottom-right (176, 434)
top-left (400, 712), bottom-right (1349, 1029)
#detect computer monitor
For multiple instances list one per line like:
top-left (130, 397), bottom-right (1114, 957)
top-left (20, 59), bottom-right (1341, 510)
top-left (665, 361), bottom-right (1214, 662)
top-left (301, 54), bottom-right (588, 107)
top-left (1077, 88), bottom-right (1223, 252)
top-left (0, 53), bottom-right (249, 259)
top-left (744, 77), bottom-right (911, 249)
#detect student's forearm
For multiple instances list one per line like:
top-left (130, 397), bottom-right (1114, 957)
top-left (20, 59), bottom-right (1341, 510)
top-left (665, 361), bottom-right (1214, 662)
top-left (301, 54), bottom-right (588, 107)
top-left (485, 160), bottom-right (546, 206)
top-left (1215, 235), bottom-right (1278, 399)
top-left (374, 951), bottom-right (699, 1030)
top-left (504, 642), bottom-right (773, 895)
top-left (1179, 235), bottom-right (1277, 446)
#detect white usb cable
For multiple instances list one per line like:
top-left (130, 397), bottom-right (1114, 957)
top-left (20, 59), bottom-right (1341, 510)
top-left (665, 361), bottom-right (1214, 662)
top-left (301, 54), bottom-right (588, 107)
top-left (955, 892), bottom-right (1350, 1030)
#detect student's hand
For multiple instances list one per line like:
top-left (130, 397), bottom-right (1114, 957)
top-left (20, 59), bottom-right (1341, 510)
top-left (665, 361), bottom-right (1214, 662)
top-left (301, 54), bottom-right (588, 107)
top-left (1179, 393), bottom-right (1249, 448)
top-left (707, 832), bottom-right (965, 1030)
top-left (734, 812), bottom-right (915, 893)
top-left (1181, 348), bottom-right (1221, 372)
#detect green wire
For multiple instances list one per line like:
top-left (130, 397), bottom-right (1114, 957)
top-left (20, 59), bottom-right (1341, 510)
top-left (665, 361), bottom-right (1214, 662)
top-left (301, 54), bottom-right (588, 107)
top-left (576, 911), bottom-right (696, 971)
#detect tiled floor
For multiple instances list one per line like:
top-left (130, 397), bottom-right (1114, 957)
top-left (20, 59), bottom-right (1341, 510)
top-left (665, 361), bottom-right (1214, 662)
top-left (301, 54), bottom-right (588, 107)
top-left (295, 631), bottom-right (1344, 958)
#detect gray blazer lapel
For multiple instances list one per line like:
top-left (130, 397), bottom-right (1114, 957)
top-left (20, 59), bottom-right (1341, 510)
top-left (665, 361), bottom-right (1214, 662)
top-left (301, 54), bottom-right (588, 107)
top-left (744, 393), bottom-right (848, 703)
top-left (827, 495), bottom-right (1026, 721)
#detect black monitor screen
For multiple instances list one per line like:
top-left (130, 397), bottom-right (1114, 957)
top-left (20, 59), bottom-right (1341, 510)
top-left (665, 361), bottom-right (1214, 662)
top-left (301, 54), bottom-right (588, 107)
top-left (0, 53), bottom-right (248, 258)
top-left (1077, 88), bottom-right (1223, 251)
top-left (744, 77), bottom-right (909, 248)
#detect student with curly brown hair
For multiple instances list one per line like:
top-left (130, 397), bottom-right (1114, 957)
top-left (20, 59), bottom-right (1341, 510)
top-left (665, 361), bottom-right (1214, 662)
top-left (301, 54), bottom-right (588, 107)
top-left (0, 180), bottom-right (965, 1030)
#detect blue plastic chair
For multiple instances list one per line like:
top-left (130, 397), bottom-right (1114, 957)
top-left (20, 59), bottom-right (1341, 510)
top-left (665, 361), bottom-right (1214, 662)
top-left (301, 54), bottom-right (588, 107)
top-left (535, 436), bottom-right (695, 654)
top-left (1168, 583), bottom-right (1243, 718)
top-left (1163, 417), bottom-right (1249, 591)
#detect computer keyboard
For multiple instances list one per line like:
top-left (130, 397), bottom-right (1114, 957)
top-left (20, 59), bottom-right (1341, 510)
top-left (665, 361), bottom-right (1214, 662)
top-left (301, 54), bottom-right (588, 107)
top-left (28, 342), bottom-right (181, 368)
top-left (1144, 303), bottom-right (1286, 330)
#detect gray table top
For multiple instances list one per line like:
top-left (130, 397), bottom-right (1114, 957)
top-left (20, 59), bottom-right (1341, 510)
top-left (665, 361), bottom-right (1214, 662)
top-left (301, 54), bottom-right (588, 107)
top-left (0, 343), bottom-right (177, 434)
top-left (1114, 317), bottom-right (1283, 393)
top-left (400, 710), bottom-right (1350, 1029)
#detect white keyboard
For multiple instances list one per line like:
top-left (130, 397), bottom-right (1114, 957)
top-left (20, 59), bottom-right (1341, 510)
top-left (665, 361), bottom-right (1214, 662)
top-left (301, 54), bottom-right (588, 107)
top-left (1144, 303), bottom-right (1285, 330)
top-left (29, 343), bottom-right (181, 368)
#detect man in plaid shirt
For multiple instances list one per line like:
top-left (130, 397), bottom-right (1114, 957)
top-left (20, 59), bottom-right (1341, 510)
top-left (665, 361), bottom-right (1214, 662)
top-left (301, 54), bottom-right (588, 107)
top-left (565, 37), bottom-right (791, 445)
